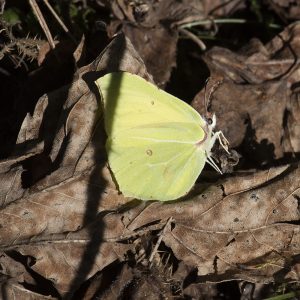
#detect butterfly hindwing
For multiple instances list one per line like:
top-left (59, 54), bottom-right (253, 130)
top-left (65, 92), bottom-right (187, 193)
top-left (107, 136), bottom-right (206, 200)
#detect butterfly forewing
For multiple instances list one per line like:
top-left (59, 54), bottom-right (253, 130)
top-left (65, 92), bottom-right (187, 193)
top-left (97, 73), bottom-right (207, 138)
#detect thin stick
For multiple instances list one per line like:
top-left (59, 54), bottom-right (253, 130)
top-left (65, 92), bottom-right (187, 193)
top-left (28, 0), bottom-right (56, 49)
top-left (43, 0), bottom-right (77, 43)
top-left (180, 18), bottom-right (281, 29)
top-left (179, 27), bottom-right (206, 51)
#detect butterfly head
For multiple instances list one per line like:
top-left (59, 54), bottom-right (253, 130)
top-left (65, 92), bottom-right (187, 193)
top-left (205, 113), bottom-right (216, 130)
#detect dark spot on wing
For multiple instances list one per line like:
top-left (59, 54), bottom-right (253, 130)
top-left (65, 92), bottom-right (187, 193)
top-left (146, 149), bottom-right (153, 156)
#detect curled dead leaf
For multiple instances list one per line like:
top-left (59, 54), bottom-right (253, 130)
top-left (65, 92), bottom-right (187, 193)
top-left (193, 23), bottom-right (300, 165)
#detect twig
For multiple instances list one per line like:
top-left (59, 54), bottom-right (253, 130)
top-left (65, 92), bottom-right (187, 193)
top-left (43, 0), bottom-right (77, 43)
top-left (0, 66), bottom-right (10, 76)
top-left (0, 0), bottom-right (5, 14)
top-left (28, 0), bottom-right (56, 49)
top-left (180, 18), bottom-right (281, 30)
top-left (179, 27), bottom-right (206, 51)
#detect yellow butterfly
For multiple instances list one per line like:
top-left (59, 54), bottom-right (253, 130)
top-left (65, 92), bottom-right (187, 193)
top-left (95, 72), bottom-right (227, 201)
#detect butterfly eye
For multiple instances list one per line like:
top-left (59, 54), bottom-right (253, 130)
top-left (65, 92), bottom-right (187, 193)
top-left (207, 118), bottom-right (213, 125)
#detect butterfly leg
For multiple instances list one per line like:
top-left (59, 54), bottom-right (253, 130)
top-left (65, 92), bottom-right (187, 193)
top-left (214, 131), bottom-right (230, 154)
top-left (206, 155), bottom-right (223, 174)
top-left (205, 129), bottom-right (228, 155)
top-left (204, 130), bottom-right (230, 174)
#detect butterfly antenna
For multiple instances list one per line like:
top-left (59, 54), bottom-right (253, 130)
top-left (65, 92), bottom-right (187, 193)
top-left (204, 78), bottom-right (223, 118)
top-left (204, 78), bottom-right (210, 115)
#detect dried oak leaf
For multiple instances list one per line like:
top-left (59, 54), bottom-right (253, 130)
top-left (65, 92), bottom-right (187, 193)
top-left (193, 23), bottom-right (300, 164)
top-left (103, 164), bottom-right (300, 283)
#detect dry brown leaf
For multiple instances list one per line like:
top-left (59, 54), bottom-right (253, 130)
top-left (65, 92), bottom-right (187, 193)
top-left (193, 23), bottom-right (300, 164)
top-left (14, 241), bottom-right (131, 295)
top-left (202, 0), bottom-right (246, 17)
top-left (107, 0), bottom-right (246, 86)
top-left (108, 0), bottom-right (204, 86)
top-left (268, 0), bottom-right (300, 20)
top-left (109, 0), bottom-right (204, 28)
top-left (103, 164), bottom-right (300, 283)
top-left (0, 252), bottom-right (35, 286)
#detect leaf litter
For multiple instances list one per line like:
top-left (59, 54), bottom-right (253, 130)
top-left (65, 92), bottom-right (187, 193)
top-left (0, 1), bottom-right (300, 299)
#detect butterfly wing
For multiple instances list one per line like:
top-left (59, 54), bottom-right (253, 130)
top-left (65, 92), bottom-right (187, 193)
top-left (95, 72), bottom-right (208, 201)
